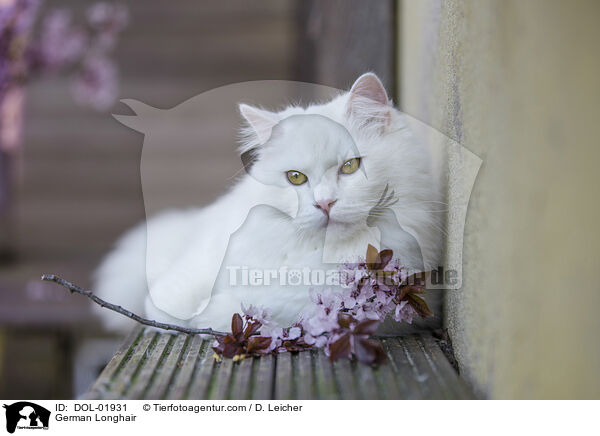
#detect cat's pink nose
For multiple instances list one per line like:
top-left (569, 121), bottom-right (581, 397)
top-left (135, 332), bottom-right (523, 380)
top-left (314, 199), bottom-right (337, 214)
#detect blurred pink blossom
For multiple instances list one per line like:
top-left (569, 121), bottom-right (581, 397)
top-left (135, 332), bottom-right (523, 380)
top-left (71, 55), bottom-right (117, 111)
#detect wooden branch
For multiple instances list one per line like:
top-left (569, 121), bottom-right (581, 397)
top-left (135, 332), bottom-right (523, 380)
top-left (41, 274), bottom-right (229, 336)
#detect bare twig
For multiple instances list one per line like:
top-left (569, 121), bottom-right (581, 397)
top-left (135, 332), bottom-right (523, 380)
top-left (41, 274), bottom-right (229, 336)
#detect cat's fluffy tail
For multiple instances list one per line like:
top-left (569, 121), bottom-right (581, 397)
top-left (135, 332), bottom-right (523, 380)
top-left (92, 221), bottom-right (148, 333)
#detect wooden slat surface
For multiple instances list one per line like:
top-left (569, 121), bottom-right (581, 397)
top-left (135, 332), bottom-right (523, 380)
top-left (84, 326), bottom-right (473, 400)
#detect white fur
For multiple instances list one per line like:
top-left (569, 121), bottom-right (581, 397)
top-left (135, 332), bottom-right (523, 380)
top-left (92, 73), bottom-right (442, 333)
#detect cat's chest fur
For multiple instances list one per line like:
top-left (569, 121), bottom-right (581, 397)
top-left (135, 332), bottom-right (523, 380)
top-left (215, 202), bottom-right (381, 274)
top-left (193, 203), bottom-right (381, 328)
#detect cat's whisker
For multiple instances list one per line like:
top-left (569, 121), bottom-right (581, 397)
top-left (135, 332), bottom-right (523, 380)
top-left (391, 204), bottom-right (449, 212)
top-left (392, 209), bottom-right (450, 237)
top-left (355, 197), bottom-right (449, 208)
top-left (227, 165), bottom-right (249, 180)
top-left (394, 200), bottom-right (449, 206)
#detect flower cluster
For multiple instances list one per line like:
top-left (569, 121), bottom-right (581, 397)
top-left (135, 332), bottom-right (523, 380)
top-left (212, 245), bottom-right (434, 365)
top-left (325, 314), bottom-right (387, 364)
top-left (211, 312), bottom-right (270, 358)
top-left (0, 0), bottom-right (127, 110)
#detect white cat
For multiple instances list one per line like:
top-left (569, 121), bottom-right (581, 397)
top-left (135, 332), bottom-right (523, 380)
top-left (92, 73), bottom-right (442, 333)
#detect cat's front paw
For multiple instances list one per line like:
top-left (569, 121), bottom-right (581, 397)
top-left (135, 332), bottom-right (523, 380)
top-left (147, 277), bottom-right (211, 320)
top-left (143, 292), bottom-right (192, 328)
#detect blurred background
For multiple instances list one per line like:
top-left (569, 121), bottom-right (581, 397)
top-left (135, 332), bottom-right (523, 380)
top-left (0, 0), bottom-right (395, 398)
top-left (1, 0), bottom-right (599, 400)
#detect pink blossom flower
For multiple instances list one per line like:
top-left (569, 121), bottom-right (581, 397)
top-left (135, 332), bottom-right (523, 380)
top-left (87, 2), bottom-right (129, 31)
top-left (394, 300), bottom-right (416, 324)
top-left (287, 326), bottom-right (302, 340)
top-left (241, 303), bottom-right (272, 324)
top-left (39, 10), bottom-right (86, 69)
top-left (86, 2), bottom-right (128, 50)
top-left (71, 55), bottom-right (117, 110)
top-left (303, 333), bottom-right (327, 348)
top-left (259, 323), bottom-right (283, 352)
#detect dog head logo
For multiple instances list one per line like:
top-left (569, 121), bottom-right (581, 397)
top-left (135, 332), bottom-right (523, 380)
top-left (3, 402), bottom-right (50, 433)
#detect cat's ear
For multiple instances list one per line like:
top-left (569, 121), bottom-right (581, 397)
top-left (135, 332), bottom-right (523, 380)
top-left (346, 73), bottom-right (391, 133)
top-left (239, 103), bottom-right (279, 144)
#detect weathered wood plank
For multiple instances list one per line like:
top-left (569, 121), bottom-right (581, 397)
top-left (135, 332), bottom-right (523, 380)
top-left (372, 356), bottom-right (403, 400)
top-left (313, 351), bottom-right (338, 400)
top-left (185, 339), bottom-right (216, 399)
top-left (165, 335), bottom-right (205, 400)
top-left (418, 333), bottom-right (474, 399)
top-left (252, 354), bottom-right (275, 400)
top-left (211, 357), bottom-right (235, 400)
top-left (229, 355), bottom-right (254, 399)
top-left (293, 350), bottom-right (316, 400)
top-left (381, 337), bottom-right (424, 399)
top-left (127, 332), bottom-right (172, 399)
top-left (107, 330), bottom-right (157, 399)
top-left (353, 359), bottom-right (379, 400)
top-left (274, 352), bottom-right (294, 400)
top-left (144, 334), bottom-right (189, 399)
top-left (331, 357), bottom-right (360, 400)
top-left (83, 325), bottom-right (143, 400)
top-left (399, 335), bottom-right (447, 399)
top-left (86, 328), bottom-right (473, 400)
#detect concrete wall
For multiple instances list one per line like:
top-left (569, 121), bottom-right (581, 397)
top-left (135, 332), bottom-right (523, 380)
top-left (399, 0), bottom-right (600, 399)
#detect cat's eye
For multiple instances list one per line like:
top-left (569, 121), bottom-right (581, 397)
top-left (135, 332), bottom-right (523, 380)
top-left (286, 170), bottom-right (308, 185)
top-left (340, 157), bottom-right (361, 174)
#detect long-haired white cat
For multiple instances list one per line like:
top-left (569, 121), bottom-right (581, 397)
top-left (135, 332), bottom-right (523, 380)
top-left (93, 73), bottom-right (442, 333)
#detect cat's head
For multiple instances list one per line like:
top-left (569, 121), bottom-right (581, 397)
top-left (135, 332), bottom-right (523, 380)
top-left (238, 73), bottom-right (434, 234)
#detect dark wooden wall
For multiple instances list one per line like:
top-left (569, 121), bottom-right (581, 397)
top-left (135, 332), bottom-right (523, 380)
top-left (296, 0), bottom-right (396, 94)
top-left (0, 0), bottom-right (299, 399)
